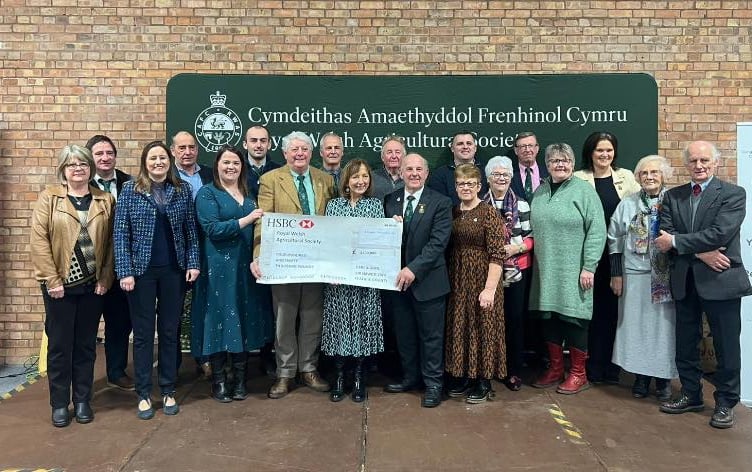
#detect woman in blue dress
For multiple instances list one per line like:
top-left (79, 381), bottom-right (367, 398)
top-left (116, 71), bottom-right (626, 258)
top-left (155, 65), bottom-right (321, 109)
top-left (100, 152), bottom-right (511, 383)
top-left (192, 145), bottom-right (272, 403)
top-left (322, 159), bottom-right (385, 403)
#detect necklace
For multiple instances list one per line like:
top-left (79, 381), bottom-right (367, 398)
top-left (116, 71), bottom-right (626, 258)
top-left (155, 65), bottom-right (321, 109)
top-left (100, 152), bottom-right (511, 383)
top-left (69, 193), bottom-right (90, 206)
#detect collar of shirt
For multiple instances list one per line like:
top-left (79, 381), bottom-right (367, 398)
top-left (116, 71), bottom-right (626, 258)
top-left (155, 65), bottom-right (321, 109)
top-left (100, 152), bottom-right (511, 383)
top-left (290, 167), bottom-right (311, 181)
top-left (519, 162), bottom-right (541, 188)
top-left (176, 163), bottom-right (202, 177)
top-left (689, 176), bottom-right (713, 192)
top-left (402, 186), bottom-right (424, 213)
top-left (249, 157), bottom-right (266, 169)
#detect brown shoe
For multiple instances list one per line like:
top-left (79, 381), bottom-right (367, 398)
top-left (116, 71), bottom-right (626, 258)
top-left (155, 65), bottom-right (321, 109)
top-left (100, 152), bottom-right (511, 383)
top-left (300, 371), bottom-right (330, 392)
top-left (107, 375), bottom-right (135, 391)
top-left (268, 377), bottom-right (293, 399)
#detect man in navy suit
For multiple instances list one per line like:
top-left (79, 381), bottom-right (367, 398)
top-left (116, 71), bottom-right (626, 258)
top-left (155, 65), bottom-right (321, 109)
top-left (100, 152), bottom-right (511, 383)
top-left (383, 153), bottom-right (453, 408)
top-left (655, 140), bottom-right (752, 429)
top-left (244, 125), bottom-right (281, 199)
top-left (510, 131), bottom-right (548, 202)
top-left (427, 130), bottom-right (488, 205)
top-left (86, 134), bottom-right (134, 391)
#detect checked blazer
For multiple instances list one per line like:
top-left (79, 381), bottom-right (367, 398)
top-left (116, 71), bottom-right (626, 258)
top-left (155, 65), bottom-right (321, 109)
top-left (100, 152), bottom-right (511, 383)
top-left (114, 180), bottom-right (200, 279)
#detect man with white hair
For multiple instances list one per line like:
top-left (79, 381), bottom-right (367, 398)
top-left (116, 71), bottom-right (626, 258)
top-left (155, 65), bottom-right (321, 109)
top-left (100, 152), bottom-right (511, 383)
top-left (251, 131), bottom-right (336, 399)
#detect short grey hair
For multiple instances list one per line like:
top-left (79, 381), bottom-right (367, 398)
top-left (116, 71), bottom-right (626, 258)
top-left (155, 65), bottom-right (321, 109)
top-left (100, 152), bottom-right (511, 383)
top-left (485, 155), bottom-right (513, 177)
top-left (682, 140), bottom-right (721, 165)
top-left (56, 145), bottom-right (94, 183)
top-left (634, 154), bottom-right (673, 181)
top-left (281, 131), bottom-right (313, 153)
top-left (545, 143), bottom-right (575, 163)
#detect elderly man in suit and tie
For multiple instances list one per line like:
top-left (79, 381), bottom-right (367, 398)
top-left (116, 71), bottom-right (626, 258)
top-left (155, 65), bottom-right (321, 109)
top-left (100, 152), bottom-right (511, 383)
top-left (383, 153), bottom-right (453, 408)
top-left (510, 131), bottom-right (548, 202)
top-left (655, 140), bottom-right (752, 429)
top-left (251, 131), bottom-right (336, 399)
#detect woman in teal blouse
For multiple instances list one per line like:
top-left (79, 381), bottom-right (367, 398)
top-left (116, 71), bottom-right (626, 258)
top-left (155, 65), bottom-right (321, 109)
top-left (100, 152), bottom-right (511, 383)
top-left (192, 145), bottom-right (272, 403)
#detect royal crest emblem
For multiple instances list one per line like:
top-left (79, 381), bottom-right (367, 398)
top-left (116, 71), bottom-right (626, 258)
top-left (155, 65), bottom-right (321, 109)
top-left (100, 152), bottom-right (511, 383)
top-left (195, 91), bottom-right (243, 153)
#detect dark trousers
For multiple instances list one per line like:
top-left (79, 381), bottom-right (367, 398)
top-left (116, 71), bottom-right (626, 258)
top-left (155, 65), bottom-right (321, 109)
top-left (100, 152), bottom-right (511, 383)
top-left (587, 255), bottom-right (620, 380)
top-left (42, 286), bottom-right (103, 408)
top-left (675, 273), bottom-right (741, 408)
top-left (127, 265), bottom-right (185, 399)
top-left (503, 269), bottom-right (529, 377)
top-left (390, 290), bottom-right (446, 388)
top-left (101, 285), bottom-right (131, 382)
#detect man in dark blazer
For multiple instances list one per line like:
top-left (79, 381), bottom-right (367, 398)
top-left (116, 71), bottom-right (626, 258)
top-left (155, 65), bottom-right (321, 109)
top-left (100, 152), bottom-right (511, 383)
top-left (655, 140), bottom-right (752, 429)
top-left (244, 125), bottom-right (281, 199)
top-left (510, 131), bottom-right (548, 201)
top-left (242, 125), bottom-right (280, 377)
top-left (86, 134), bottom-right (134, 391)
top-left (383, 153), bottom-right (453, 408)
top-left (427, 130), bottom-right (488, 206)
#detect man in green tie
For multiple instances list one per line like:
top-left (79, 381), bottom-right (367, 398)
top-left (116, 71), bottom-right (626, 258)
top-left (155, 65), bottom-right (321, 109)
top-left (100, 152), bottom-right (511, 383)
top-left (251, 131), bottom-right (336, 399)
top-left (85, 135), bottom-right (135, 391)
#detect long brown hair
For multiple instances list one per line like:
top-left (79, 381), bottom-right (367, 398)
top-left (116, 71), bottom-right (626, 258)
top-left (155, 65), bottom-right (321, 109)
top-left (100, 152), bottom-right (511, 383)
top-left (134, 140), bottom-right (183, 194)
top-left (213, 145), bottom-right (249, 197)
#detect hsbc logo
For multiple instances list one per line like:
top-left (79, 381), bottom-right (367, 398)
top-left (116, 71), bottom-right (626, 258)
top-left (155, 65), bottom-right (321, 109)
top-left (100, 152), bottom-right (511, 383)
top-left (299, 220), bottom-right (314, 229)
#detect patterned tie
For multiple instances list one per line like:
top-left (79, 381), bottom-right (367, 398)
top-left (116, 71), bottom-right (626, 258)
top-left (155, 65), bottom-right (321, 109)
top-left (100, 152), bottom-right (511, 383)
top-left (297, 174), bottom-right (311, 215)
top-left (99, 178), bottom-right (115, 193)
top-left (524, 167), bottom-right (533, 201)
top-left (692, 183), bottom-right (702, 197)
top-left (404, 195), bottom-right (415, 224)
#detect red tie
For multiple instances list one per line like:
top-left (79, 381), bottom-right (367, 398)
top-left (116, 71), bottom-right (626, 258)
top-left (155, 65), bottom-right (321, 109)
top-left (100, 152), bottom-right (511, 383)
top-left (692, 184), bottom-right (701, 197)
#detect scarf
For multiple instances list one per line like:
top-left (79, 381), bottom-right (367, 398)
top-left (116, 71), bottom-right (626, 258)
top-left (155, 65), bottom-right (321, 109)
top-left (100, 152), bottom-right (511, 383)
top-left (628, 188), bottom-right (672, 304)
top-left (483, 189), bottom-right (522, 286)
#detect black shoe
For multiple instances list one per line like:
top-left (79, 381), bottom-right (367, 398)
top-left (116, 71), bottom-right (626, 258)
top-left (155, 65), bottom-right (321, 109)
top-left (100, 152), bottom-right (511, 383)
top-left (466, 380), bottom-right (494, 404)
top-left (654, 378), bottom-right (672, 402)
top-left (74, 402), bottom-right (94, 424)
top-left (421, 386), bottom-right (442, 408)
top-left (632, 374), bottom-right (650, 399)
top-left (51, 407), bottom-right (71, 427)
top-left (351, 358), bottom-right (367, 403)
top-left (447, 377), bottom-right (472, 398)
top-left (710, 406), bottom-right (734, 429)
top-left (384, 380), bottom-right (420, 393)
top-left (231, 362), bottom-right (248, 401)
top-left (211, 379), bottom-right (233, 403)
top-left (659, 394), bottom-right (704, 414)
top-left (330, 371), bottom-right (346, 402)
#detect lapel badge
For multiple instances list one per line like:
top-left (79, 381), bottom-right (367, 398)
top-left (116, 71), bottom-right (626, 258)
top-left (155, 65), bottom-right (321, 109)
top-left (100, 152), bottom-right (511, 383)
top-left (418, 203), bottom-right (425, 214)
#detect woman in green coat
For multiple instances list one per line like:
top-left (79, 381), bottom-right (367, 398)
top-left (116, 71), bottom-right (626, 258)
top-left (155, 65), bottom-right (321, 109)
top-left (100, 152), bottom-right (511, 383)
top-left (529, 143), bottom-right (606, 395)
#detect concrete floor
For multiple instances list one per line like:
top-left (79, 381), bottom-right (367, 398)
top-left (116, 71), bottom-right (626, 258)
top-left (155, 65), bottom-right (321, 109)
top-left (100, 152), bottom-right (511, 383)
top-left (0, 347), bottom-right (750, 472)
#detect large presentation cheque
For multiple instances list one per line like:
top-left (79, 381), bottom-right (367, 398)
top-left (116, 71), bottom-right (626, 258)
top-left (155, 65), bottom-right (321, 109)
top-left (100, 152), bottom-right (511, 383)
top-left (257, 213), bottom-right (402, 291)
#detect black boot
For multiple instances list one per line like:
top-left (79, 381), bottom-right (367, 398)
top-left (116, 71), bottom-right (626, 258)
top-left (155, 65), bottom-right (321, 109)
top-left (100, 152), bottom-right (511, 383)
top-left (466, 379), bottom-right (494, 404)
top-left (211, 371), bottom-right (232, 403)
top-left (330, 356), bottom-right (346, 403)
top-left (447, 377), bottom-right (472, 397)
top-left (351, 357), bottom-right (367, 403)
top-left (654, 378), bottom-right (672, 402)
top-left (632, 374), bottom-right (650, 398)
top-left (232, 361), bottom-right (248, 401)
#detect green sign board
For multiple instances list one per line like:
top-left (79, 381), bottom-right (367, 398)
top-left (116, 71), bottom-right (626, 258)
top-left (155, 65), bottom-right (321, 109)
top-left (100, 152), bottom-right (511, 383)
top-left (166, 74), bottom-right (657, 171)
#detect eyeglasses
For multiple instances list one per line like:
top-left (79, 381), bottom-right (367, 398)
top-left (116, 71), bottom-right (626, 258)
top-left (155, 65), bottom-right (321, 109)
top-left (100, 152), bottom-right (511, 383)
top-left (489, 172), bottom-right (512, 180)
top-left (547, 158), bottom-right (573, 166)
top-left (65, 162), bottom-right (90, 169)
top-left (515, 144), bottom-right (539, 149)
top-left (456, 181), bottom-right (479, 188)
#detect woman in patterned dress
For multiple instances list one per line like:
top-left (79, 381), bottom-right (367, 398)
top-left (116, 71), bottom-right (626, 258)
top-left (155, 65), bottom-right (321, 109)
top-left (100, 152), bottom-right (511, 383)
top-left (445, 164), bottom-right (507, 404)
top-left (322, 159), bottom-right (385, 403)
top-left (192, 145), bottom-right (272, 403)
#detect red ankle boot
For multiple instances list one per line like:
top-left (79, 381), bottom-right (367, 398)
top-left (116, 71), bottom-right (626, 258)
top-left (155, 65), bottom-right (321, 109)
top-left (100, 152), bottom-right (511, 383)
top-left (557, 347), bottom-right (591, 395)
top-left (532, 342), bottom-right (565, 388)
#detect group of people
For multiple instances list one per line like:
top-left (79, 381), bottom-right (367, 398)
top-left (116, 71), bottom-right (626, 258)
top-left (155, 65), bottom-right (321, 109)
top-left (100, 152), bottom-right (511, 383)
top-left (31, 124), bottom-right (749, 430)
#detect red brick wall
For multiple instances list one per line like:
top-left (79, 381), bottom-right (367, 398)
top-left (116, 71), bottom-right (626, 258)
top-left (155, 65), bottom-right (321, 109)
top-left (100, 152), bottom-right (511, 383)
top-left (1, 1), bottom-right (750, 364)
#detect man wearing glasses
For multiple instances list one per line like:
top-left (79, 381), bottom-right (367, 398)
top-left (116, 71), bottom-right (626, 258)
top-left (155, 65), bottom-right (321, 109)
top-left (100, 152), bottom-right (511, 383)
top-left (510, 131), bottom-right (548, 202)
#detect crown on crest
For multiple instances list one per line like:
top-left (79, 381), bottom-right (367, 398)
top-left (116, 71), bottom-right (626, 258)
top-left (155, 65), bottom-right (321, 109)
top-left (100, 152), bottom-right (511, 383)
top-left (209, 91), bottom-right (227, 106)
